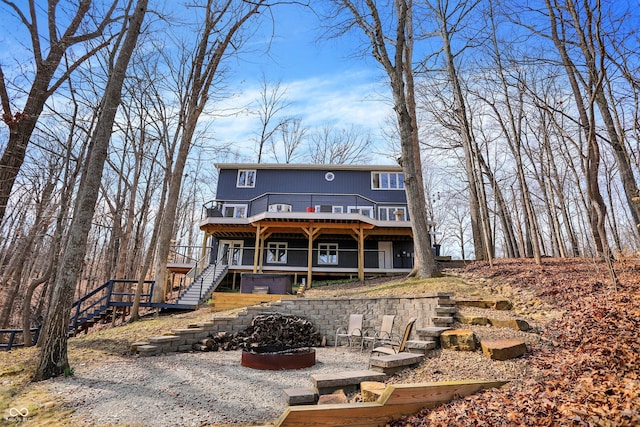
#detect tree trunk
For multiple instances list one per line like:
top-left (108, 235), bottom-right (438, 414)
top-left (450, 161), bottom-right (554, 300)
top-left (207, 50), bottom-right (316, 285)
top-left (34, 0), bottom-right (149, 381)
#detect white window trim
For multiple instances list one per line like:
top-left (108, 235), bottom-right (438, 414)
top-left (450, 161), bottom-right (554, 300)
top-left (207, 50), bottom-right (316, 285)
top-left (379, 206), bottom-right (407, 221)
top-left (268, 203), bottom-right (292, 213)
top-left (318, 243), bottom-right (339, 265)
top-left (266, 242), bottom-right (288, 264)
top-left (222, 203), bottom-right (248, 218)
top-left (371, 171), bottom-right (405, 190)
top-left (236, 169), bottom-right (256, 188)
top-left (347, 206), bottom-right (374, 218)
top-left (332, 206), bottom-right (344, 214)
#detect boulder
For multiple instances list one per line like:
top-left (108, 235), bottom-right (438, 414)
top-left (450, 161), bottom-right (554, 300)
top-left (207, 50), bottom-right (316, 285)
top-left (489, 318), bottom-right (531, 331)
top-left (481, 339), bottom-right (527, 360)
top-left (440, 329), bottom-right (477, 351)
top-left (318, 389), bottom-right (348, 405)
top-left (360, 381), bottom-right (386, 402)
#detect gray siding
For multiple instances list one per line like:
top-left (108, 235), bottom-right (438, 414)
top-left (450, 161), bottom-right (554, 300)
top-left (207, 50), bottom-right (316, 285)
top-left (216, 168), bottom-right (407, 204)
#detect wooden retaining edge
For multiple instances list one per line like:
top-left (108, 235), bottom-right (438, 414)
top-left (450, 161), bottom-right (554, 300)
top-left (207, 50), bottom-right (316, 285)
top-left (210, 293), bottom-right (296, 312)
top-left (274, 379), bottom-right (508, 427)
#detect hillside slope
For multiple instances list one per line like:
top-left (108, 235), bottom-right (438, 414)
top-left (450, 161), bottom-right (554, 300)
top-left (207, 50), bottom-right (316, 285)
top-left (390, 258), bottom-right (640, 426)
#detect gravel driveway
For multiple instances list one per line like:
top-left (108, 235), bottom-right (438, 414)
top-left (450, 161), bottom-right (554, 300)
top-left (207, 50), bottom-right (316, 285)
top-left (45, 347), bottom-right (370, 426)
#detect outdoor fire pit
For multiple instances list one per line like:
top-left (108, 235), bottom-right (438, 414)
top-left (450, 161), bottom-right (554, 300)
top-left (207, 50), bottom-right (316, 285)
top-left (241, 345), bottom-right (316, 370)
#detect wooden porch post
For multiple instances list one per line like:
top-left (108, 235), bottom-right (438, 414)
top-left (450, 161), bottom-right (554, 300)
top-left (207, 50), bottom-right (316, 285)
top-left (200, 231), bottom-right (210, 259)
top-left (351, 226), bottom-right (365, 281)
top-left (258, 231), bottom-right (272, 273)
top-left (253, 223), bottom-right (261, 273)
top-left (302, 225), bottom-right (320, 288)
top-left (358, 227), bottom-right (365, 280)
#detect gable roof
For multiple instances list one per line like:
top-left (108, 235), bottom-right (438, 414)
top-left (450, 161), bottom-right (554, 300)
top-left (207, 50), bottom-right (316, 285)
top-left (214, 163), bottom-right (403, 172)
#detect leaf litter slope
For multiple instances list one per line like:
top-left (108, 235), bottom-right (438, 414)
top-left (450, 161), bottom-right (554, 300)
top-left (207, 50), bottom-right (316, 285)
top-left (389, 258), bottom-right (640, 427)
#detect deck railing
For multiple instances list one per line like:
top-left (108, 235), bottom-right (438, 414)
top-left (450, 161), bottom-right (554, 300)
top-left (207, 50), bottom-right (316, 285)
top-left (203, 192), bottom-right (410, 221)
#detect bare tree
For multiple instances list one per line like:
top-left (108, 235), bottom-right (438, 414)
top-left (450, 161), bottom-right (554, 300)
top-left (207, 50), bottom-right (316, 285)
top-left (152, 0), bottom-right (269, 303)
top-left (34, 0), bottom-right (149, 381)
top-left (271, 118), bottom-right (306, 163)
top-left (254, 78), bottom-right (290, 163)
top-left (0, 0), bottom-right (121, 226)
top-left (327, 0), bottom-right (436, 277)
top-left (307, 124), bottom-right (371, 165)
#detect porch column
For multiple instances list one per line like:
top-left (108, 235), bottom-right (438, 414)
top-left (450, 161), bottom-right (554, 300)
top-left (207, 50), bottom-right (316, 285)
top-left (200, 231), bottom-right (210, 259)
top-left (351, 226), bottom-right (365, 281)
top-left (357, 227), bottom-right (365, 280)
top-left (253, 223), bottom-right (261, 273)
top-left (302, 226), bottom-right (320, 288)
top-left (258, 231), bottom-right (273, 273)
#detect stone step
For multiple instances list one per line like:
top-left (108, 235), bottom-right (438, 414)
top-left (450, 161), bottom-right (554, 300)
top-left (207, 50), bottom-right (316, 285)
top-left (312, 370), bottom-right (386, 395)
top-left (369, 352), bottom-right (425, 374)
top-left (481, 339), bottom-right (527, 360)
top-left (416, 326), bottom-right (453, 338)
top-left (136, 344), bottom-right (160, 356)
top-left (440, 329), bottom-right (478, 351)
top-left (456, 299), bottom-right (513, 310)
top-left (432, 316), bottom-right (454, 326)
top-left (435, 306), bottom-right (457, 314)
top-left (284, 387), bottom-right (317, 406)
top-left (405, 339), bottom-right (437, 354)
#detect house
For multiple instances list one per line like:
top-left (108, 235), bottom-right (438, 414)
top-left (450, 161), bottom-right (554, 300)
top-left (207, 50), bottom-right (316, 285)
top-left (198, 163), bottom-right (419, 289)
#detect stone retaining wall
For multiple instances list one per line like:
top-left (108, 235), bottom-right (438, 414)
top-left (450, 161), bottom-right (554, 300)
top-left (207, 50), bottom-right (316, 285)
top-left (135, 293), bottom-right (453, 356)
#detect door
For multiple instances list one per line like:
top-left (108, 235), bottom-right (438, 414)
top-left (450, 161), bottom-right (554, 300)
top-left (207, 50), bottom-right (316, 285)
top-left (218, 240), bottom-right (244, 266)
top-left (378, 242), bottom-right (393, 269)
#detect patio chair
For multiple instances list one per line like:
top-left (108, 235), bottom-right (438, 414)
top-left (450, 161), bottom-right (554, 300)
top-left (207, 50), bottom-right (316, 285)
top-left (334, 314), bottom-right (364, 349)
top-left (370, 317), bottom-right (417, 356)
top-left (360, 314), bottom-right (397, 352)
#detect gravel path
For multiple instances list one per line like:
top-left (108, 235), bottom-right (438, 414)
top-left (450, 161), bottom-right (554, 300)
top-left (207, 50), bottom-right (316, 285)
top-left (44, 347), bottom-right (370, 426)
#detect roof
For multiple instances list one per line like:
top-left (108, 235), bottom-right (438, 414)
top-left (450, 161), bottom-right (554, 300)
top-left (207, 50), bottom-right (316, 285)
top-left (214, 163), bottom-right (403, 172)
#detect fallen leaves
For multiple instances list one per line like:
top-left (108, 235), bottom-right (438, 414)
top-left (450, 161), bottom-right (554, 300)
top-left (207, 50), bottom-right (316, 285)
top-left (389, 257), bottom-right (640, 426)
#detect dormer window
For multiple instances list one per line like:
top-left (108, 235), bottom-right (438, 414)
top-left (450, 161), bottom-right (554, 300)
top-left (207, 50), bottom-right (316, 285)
top-left (237, 169), bottom-right (256, 188)
top-left (371, 172), bottom-right (404, 190)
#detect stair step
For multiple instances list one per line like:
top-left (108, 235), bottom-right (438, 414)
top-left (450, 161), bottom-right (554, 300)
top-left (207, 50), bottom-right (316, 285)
top-left (405, 339), bottom-right (437, 354)
top-left (432, 317), bottom-right (454, 325)
top-left (416, 327), bottom-right (453, 338)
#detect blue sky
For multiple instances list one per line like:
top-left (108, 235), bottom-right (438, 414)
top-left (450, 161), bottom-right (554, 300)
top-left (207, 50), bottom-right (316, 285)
top-left (0, 1), bottom-right (396, 164)
top-left (206, 2), bottom-right (397, 164)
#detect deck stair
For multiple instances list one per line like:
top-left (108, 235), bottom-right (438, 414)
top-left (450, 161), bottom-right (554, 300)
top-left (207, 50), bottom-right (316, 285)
top-left (175, 263), bottom-right (228, 308)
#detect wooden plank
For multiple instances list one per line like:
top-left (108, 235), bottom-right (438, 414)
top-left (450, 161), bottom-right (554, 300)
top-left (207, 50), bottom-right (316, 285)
top-left (380, 380), bottom-right (509, 406)
top-left (274, 379), bottom-right (509, 427)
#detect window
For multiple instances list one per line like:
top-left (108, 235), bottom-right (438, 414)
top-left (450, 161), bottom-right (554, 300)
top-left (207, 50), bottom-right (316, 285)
top-left (379, 207), bottom-right (407, 221)
top-left (315, 205), bottom-right (343, 213)
top-left (332, 206), bottom-right (344, 214)
top-left (237, 169), bottom-right (256, 188)
top-left (268, 204), bottom-right (292, 213)
top-left (266, 242), bottom-right (288, 264)
top-left (222, 204), bottom-right (247, 218)
top-left (371, 172), bottom-right (404, 190)
top-left (318, 243), bottom-right (338, 265)
top-left (348, 206), bottom-right (374, 218)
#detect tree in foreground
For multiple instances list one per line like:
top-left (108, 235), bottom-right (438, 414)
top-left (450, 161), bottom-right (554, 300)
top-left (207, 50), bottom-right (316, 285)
top-left (328, 0), bottom-right (436, 277)
top-left (34, 0), bottom-right (149, 381)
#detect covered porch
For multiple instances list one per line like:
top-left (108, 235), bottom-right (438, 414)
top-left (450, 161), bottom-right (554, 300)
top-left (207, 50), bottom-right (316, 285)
top-left (199, 212), bottom-right (414, 286)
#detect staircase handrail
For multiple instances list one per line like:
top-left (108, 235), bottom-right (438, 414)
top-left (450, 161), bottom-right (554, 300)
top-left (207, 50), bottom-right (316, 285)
top-left (177, 248), bottom-right (229, 303)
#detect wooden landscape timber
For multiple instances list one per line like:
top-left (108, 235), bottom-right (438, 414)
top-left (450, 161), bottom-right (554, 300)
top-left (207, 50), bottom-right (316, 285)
top-left (275, 379), bottom-right (509, 426)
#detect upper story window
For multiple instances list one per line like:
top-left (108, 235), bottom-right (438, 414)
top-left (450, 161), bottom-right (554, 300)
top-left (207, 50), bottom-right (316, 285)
top-left (372, 172), bottom-right (404, 190)
top-left (237, 169), bottom-right (256, 188)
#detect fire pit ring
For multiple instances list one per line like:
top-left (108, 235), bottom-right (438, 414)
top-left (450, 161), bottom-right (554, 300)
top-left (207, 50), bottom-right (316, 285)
top-left (241, 346), bottom-right (316, 370)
